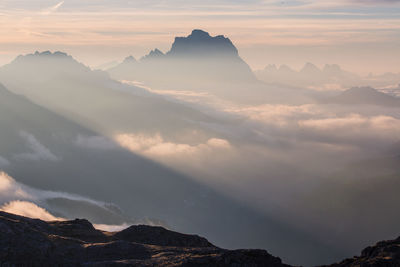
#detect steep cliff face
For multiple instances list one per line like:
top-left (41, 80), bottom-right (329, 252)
top-left (0, 211), bottom-right (289, 267)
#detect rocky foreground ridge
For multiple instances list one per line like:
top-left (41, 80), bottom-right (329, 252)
top-left (0, 211), bottom-right (288, 266)
top-left (0, 211), bottom-right (399, 266)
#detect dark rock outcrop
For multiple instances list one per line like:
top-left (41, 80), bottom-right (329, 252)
top-left (114, 225), bottom-right (214, 248)
top-left (325, 236), bottom-right (400, 267)
top-left (0, 211), bottom-right (289, 267)
top-left (2, 210), bottom-right (400, 266)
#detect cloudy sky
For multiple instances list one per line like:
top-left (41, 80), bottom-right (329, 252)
top-left (0, 0), bottom-right (399, 73)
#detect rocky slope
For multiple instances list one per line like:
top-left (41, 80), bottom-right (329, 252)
top-left (0, 211), bottom-right (400, 267)
top-left (1, 210), bottom-right (399, 266)
top-left (326, 236), bottom-right (400, 267)
top-left (0, 211), bottom-right (289, 266)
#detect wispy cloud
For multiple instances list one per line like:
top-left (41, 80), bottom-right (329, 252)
top-left (41, 1), bottom-right (64, 15)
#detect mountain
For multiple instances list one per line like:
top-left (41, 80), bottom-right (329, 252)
top-left (255, 63), bottom-right (362, 91)
top-left (0, 51), bottom-right (219, 139)
top-left (167, 29), bottom-right (239, 57)
top-left (1, 211), bottom-right (399, 266)
top-left (106, 30), bottom-right (283, 104)
top-left (256, 62), bottom-right (400, 92)
top-left (0, 83), bottom-right (334, 265)
top-left (107, 30), bottom-right (321, 105)
top-left (109, 29), bottom-right (255, 83)
top-left (321, 86), bottom-right (400, 106)
top-left (0, 82), bottom-right (134, 224)
top-left (0, 211), bottom-right (289, 267)
top-left (325, 235), bottom-right (400, 267)
top-left (141, 48), bottom-right (165, 61)
top-left (300, 62), bottom-right (322, 76)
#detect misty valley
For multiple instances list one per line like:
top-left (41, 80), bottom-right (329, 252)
top-left (1, 29), bottom-right (400, 266)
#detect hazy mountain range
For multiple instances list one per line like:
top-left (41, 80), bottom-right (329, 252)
top-left (108, 29), bottom-right (321, 105)
top-left (0, 29), bottom-right (400, 266)
top-left (256, 62), bottom-right (400, 91)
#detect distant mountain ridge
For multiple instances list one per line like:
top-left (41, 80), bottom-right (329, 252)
top-left (107, 29), bottom-right (282, 104)
top-left (0, 50), bottom-right (217, 137)
top-left (256, 63), bottom-right (400, 91)
top-left (322, 86), bottom-right (400, 106)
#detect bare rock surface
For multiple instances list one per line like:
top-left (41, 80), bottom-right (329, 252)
top-left (325, 236), bottom-right (400, 267)
top-left (0, 211), bottom-right (289, 266)
top-left (2, 210), bottom-right (399, 266)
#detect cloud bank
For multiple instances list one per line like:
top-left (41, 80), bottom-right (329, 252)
top-left (116, 133), bottom-right (231, 157)
top-left (0, 171), bottom-right (129, 231)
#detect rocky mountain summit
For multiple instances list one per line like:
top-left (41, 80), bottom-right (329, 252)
top-left (108, 29), bottom-right (256, 86)
top-left (0, 211), bottom-right (289, 266)
top-left (167, 29), bottom-right (239, 58)
top-left (1, 210), bottom-right (400, 266)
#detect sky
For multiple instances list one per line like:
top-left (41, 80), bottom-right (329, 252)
top-left (0, 0), bottom-right (399, 74)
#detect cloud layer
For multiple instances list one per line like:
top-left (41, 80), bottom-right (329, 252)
top-left (116, 134), bottom-right (231, 158)
top-left (0, 171), bottom-right (129, 231)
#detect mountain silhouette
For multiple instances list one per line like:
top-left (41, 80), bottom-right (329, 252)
top-left (107, 29), bottom-right (263, 104)
top-left (0, 51), bottom-right (219, 138)
top-left (141, 48), bottom-right (164, 61)
top-left (106, 29), bottom-right (318, 105)
top-left (256, 63), bottom-right (362, 90)
top-left (322, 86), bottom-right (400, 106)
top-left (167, 29), bottom-right (239, 57)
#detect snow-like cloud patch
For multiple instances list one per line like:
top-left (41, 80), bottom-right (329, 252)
top-left (1, 200), bottom-right (63, 221)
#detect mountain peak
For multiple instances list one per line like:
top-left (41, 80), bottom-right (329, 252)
top-left (167, 29), bottom-right (239, 57)
top-left (123, 55), bottom-right (136, 63)
top-left (13, 50), bottom-right (76, 64)
top-left (300, 62), bottom-right (321, 74)
top-left (190, 29), bottom-right (211, 38)
top-left (34, 50), bottom-right (70, 58)
top-left (4, 50), bottom-right (94, 78)
top-left (323, 64), bottom-right (342, 73)
top-left (141, 48), bottom-right (165, 61)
